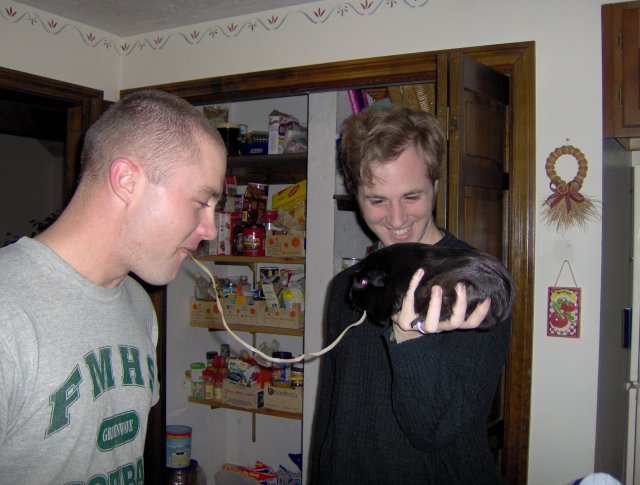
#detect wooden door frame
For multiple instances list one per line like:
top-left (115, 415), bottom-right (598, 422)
top-left (123, 40), bottom-right (535, 484)
top-left (0, 66), bottom-right (104, 202)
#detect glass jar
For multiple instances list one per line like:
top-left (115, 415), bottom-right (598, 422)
top-left (202, 368), bottom-right (214, 400)
top-left (166, 459), bottom-right (207, 485)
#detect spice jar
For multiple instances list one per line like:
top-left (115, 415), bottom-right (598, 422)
top-left (213, 375), bottom-right (224, 400)
top-left (203, 368), bottom-right (214, 400)
top-left (190, 362), bottom-right (205, 399)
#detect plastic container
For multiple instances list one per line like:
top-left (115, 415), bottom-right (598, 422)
top-left (190, 362), bottom-right (205, 399)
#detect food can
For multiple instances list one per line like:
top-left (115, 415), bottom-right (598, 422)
top-left (341, 257), bottom-right (361, 270)
top-left (166, 425), bottom-right (192, 468)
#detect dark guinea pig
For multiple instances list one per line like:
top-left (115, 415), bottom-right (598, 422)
top-left (349, 243), bottom-right (514, 329)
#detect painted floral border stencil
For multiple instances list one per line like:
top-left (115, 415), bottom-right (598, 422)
top-left (1, 0), bottom-right (430, 56)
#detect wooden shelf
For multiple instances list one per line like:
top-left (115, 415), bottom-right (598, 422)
top-left (196, 255), bottom-right (305, 264)
top-left (227, 153), bottom-right (307, 184)
top-left (191, 319), bottom-right (304, 337)
top-left (188, 396), bottom-right (302, 420)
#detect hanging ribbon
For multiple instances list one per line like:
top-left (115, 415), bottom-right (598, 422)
top-left (547, 260), bottom-right (581, 338)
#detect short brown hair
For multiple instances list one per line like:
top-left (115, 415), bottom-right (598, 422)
top-left (339, 105), bottom-right (444, 193)
top-left (80, 90), bottom-right (224, 185)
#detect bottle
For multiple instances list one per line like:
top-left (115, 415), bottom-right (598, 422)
top-left (203, 368), bottom-right (214, 400)
top-left (206, 351), bottom-right (218, 368)
top-left (220, 344), bottom-right (230, 360)
top-left (235, 275), bottom-right (254, 305)
top-left (190, 362), bottom-right (205, 399)
top-left (213, 375), bottom-right (224, 400)
top-left (264, 210), bottom-right (285, 236)
top-left (194, 273), bottom-right (213, 301)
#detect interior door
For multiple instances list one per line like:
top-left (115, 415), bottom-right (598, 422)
top-left (442, 52), bottom-right (513, 473)
top-left (627, 166), bottom-right (640, 484)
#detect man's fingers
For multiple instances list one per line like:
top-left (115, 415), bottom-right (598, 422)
top-left (407, 268), bottom-right (425, 296)
top-left (423, 285), bottom-right (443, 333)
top-left (391, 268), bottom-right (424, 331)
top-left (461, 297), bottom-right (491, 329)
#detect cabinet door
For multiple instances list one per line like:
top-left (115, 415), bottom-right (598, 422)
top-left (603, 1), bottom-right (640, 146)
top-left (444, 51), bottom-right (512, 471)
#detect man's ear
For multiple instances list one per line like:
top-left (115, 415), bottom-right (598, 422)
top-left (109, 158), bottom-right (139, 205)
top-left (434, 179), bottom-right (439, 195)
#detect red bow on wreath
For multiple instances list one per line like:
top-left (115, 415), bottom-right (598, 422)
top-left (541, 145), bottom-right (599, 233)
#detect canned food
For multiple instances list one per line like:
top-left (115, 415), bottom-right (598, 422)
top-left (342, 257), bottom-right (361, 270)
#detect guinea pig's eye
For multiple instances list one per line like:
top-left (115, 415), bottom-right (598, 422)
top-left (360, 278), bottom-right (368, 287)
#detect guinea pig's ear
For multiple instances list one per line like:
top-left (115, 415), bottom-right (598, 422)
top-left (369, 270), bottom-right (387, 287)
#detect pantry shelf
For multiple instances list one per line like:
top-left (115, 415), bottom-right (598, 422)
top-left (188, 396), bottom-right (302, 420)
top-left (226, 153), bottom-right (307, 185)
top-left (196, 255), bottom-right (305, 265)
top-left (190, 319), bottom-right (304, 337)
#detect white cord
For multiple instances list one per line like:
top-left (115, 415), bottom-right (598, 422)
top-left (189, 254), bottom-right (366, 363)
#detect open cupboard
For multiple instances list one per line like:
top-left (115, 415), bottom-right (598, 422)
top-left (125, 41), bottom-right (535, 484)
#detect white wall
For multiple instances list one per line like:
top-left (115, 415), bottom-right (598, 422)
top-left (0, 0), bottom-right (625, 483)
top-left (0, 2), bottom-right (121, 99)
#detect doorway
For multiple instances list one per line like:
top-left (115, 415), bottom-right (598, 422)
top-left (124, 40), bottom-right (535, 484)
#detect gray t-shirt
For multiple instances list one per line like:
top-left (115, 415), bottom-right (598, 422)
top-left (0, 238), bottom-right (160, 484)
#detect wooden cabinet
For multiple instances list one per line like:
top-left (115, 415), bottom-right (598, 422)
top-left (603, 1), bottom-right (640, 149)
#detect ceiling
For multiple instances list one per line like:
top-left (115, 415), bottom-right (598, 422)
top-left (16, 0), bottom-right (318, 37)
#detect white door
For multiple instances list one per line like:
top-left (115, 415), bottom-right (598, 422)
top-left (627, 166), bottom-right (640, 484)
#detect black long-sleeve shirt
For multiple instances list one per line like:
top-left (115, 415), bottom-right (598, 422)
top-left (309, 231), bottom-right (510, 484)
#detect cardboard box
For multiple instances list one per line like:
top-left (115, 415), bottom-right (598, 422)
top-left (265, 234), bottom-right (305, 257)
top-left (222, 380), bottom-right (264, 409)
top-left (268, 110), bottom-right (299, 155)
top-left (271, 180), bottom-right (306, 210)
top-left (271, 180), bottom-right (306, 224)
top-left (189, 298), bottom-right (266, 326)
top-left (189, 298), bottom-right (217, 320)
top-left (221, 300), bottom-right (263, 325)
top-left (264, 384), bottom-right (303, 413)
top-left (227, 358), bottom-right (261, 386)
top-left (260, 303), bottom-right (304, 329)
top-left (221, 463), bottom-right (278, 485)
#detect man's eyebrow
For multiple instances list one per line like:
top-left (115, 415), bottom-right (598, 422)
top-left (198, 186), bottom-right (223, 199)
